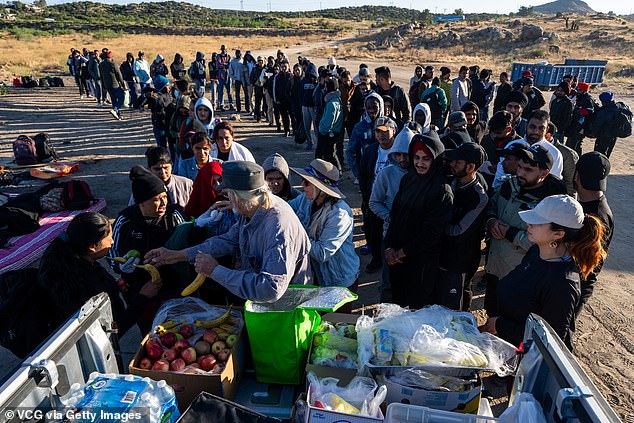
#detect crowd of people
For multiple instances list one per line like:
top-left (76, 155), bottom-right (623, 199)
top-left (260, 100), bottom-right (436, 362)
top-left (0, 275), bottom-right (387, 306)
top-left (49, 45), bottom-right (620, 352)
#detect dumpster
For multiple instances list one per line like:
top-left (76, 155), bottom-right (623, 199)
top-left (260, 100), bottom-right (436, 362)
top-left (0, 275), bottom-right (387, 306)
top-left (511, 59), bottom-right (607, 89)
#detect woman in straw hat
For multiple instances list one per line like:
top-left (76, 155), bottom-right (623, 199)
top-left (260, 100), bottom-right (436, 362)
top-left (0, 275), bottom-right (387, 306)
top-left (289, 159), bottom-right (360, 297)
top-left (481, 194), bottom-right (607, 350)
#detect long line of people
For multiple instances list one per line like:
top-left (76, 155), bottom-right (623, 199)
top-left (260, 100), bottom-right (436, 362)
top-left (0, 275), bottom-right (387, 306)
top-left (60, 47), bottom-right (621, 352)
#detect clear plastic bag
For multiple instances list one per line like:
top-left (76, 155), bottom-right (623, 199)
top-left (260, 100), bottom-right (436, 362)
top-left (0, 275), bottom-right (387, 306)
top-left (387, 368), bottom-right (478, 392)
top-left (499, 393), bottom-right (547, 423)
top-left (356, 304), bottom-right (518, 376)
top-left (306, 371), bottom-right (386, 418)
top-left (311, 322), bottom-right (359, 369)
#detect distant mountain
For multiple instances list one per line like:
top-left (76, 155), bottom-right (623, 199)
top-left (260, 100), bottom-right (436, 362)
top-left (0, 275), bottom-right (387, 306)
top-left (533, 0), bottom-right (596, 14)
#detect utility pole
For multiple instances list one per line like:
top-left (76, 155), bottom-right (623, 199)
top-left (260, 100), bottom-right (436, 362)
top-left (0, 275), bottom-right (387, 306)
top-left (240, 0), bottom-right (244, 10)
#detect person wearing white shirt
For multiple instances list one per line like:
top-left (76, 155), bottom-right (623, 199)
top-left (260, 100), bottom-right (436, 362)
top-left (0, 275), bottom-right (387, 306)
top-left (210, 121), bottom-right (255, 163)
top-left (451, 65), bottom-right (471, 112)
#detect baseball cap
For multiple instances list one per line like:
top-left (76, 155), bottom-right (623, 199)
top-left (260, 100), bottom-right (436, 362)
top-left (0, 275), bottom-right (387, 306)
top-left (519, 194), bottom-right (584, 229)
top-left (575, 151), bottom-right (610, 191)
top-left (445, 142), bottom-right (487, 168)
top-left (519, 144), bottom-right (554, 170)
top-left (374, 117), bottom-right (396, 131)
top-left (501, 142), bottom-right (529, 158)
top-left (448, 111), bottom-right (468, 127)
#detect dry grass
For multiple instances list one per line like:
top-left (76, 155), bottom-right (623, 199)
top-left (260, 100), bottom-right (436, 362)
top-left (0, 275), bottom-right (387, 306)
top-left (0, 32), bottom-right (329, 80)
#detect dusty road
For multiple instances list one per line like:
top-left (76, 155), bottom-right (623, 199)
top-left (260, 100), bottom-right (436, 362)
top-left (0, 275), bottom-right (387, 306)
top-left (0, 60), bottom-right (632, 419)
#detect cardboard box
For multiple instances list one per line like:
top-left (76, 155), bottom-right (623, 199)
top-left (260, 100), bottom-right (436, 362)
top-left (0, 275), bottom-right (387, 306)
top-left (381, 375), bottom-right (482, 415)
top-left (305, 385), bottom-right (384, 423)
top-left (305, 312), bottom-right (359, 386)
top-left (129, 330), bottom-right (244, 411)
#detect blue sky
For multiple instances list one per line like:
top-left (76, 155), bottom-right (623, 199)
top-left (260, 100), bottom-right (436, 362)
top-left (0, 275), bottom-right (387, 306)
top-left (44, 0), bottom-right (633, 15)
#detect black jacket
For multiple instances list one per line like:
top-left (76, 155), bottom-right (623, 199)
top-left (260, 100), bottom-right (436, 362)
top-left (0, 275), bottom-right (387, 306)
top-left (440, 128), bottom-right (473, 149)
top-left (119, 61), bottom-right (136, 82)
top-left (550, 95), bottom-right (574, 134)
top-left (377, 82), bottom-right (411, 121)
top-left (493, 81), bottom-right (513, 113)
top-left (358, 142), bottom-right (380, 205)
top-left (461, 102), bottom-right (486, 144)
top-left (110, 204), bottom-right (184, 292)
top-left (385, 132), bottom-right (453, 259)
top-left (148, 91), bottom-right (176, 130)
top-left (439, 177), bottom-right (488, 273)
top-left (470, 79), bottom-right (493, 110)
top-left (38, 237), bottom-right (149, 336)
top-left (495, 245), bottom-right (580, 350)
top-left (521, 87), bottom-right (546, 119)
top-left (590, 101), bottom-right (619, 139)
top-left (170, 54), bottom-right (186, 80)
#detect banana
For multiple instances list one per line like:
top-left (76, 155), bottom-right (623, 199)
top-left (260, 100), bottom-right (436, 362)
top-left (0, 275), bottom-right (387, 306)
top-left (134, 264), bottom-right (161, 282)
top-left (194, 307), bottom-right (233, 329)
top-left (181, 273), bottom-right (207, 296)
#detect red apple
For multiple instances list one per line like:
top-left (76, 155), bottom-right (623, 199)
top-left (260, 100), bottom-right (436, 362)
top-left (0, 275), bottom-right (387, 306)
top-left (181, 347), bottom-right (197, 365)
top-left (226, 334), bottom-right (238, 348)
top-left (173, 339), bottom-right (190, 353)
top-left (195, 340), bottom-right (211, 356)
top-left (170, 358), bottom-right (186, 371)
top-left (212, 363), bottom-right (225, 374)
top-left (217, 348), bottom-right (231, 362)
top-left (178, 324), bottom-right (194, 339)
top-left (199, 354), bottom-right (217, 371)
top-left (138, 357), bottom-right (153, 370)
top-left (203, 330), bottom-right (218, 345)
top-left (211, 340), bottom-right (226, 355)
top-left (145, 340), bottom-right (164, 360)
top-left (160, 332), bottom-right (176, 348)
top-left (161, 348), bottom-right (178, 362)
top-left (152, 360), bottom-right (169, 371)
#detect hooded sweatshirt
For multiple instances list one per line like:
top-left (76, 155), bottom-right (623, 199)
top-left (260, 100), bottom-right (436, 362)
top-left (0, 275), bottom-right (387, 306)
top-left (194, 97), bottom-right (218, 135)
top-left (184, 161), bottom-right (223, 218)
top-left (150, 55), bottom-right (168, 78)
top-left (188, 52), bottom-right (206, 82)
top-left (462, 101), bottom-right (487, 143)
top-left (369, 127), bottom-right (416, 236)
top-left (301, 64), bottom-right (319, 108)
top-left (345, 93), bottom-right (385, 178)
top-left (412, 103), bottom-right (432, 134)
top-left (134, 57), bottom-right (151, 84)
top-left (319, 90), bottom-right (343, 135)
top-left (385, 131), bottom-right (453, 260)
top-left (409, 66), bottom-right (423, 89)
top-left (170, 53), bottom-right (186, 80)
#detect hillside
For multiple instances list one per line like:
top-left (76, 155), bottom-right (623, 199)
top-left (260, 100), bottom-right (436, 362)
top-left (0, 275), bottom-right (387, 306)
top-left (533, 0), bottom-right (595, 14)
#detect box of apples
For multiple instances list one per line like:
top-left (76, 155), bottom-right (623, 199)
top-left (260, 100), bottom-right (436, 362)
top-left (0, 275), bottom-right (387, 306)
top-left (129, 307), bottom-right (244, 411)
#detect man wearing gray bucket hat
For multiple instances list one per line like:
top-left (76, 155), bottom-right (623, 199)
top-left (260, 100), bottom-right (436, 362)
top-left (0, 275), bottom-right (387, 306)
top-left (146, 160), bottom-right (312, 302)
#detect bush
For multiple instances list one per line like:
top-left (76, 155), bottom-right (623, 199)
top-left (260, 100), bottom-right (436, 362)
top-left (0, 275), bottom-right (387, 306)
top-left (92, 29), bottom-right (122, 40)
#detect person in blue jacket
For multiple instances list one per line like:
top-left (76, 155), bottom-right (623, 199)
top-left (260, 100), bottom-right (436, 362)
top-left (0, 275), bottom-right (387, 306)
top-left (317, 78), bottom-right (343, 172)
top-left (289, 159), bottom-right (360, 305)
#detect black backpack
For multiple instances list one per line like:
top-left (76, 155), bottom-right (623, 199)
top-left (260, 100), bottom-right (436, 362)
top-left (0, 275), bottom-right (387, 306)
top-left (0, 268), bottom-right (54, 358)
top-left (20, 76), bottom-right (38, 88)
top-left (422, 87), bottom-right (443, 120)
top-left (33, 132), bottom-right (59, 163)
top-left (61, 180), bottom-right (96, 210)
top-left (613, 102), bottom-right (633, 138)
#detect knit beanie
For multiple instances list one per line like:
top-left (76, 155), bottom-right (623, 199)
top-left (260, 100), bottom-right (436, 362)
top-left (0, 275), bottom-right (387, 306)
top-left (154, 75), bottom-right (169, 93)
top-left (505, 90), bottom-right (529, 108)
top-left (130, 165), bottom-right (166, 204)
top-left (577, 82), bottom-right (590, 92)
top-left (599, 91), bottom-right (614, 103)
top-left (557, 81), bottom-right (571, 96)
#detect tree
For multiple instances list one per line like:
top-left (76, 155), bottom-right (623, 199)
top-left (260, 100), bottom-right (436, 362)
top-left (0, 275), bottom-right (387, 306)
top-left (454, 8), bottom-right (464, 15)
top-left (34, 0), bottom-right (46, 7)
top-left (517, 6), bottom-right (534, 17)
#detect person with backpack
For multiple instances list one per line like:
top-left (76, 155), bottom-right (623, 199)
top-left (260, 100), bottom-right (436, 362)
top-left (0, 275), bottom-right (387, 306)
top-left (418, 77), bottom-right (446, 129)
top-left (189, 52), bottom-right (207, 99)
top-left (38, 212), bottom-right (162, 342)
top-left (566, 82), bottom-right (598, 156)
top-left (591, 92), bottom-right (631, 158)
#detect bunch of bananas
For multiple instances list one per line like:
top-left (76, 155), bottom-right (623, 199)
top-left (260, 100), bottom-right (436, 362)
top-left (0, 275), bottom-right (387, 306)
top-left (110, 250), bottom-right (161, 282)
top-left (194, 308), bottom-right (240, 336)
top-left (154, 320), bottom-right (182, 335)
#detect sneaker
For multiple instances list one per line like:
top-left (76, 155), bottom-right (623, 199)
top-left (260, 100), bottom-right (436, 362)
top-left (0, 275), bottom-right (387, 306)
top-left (96, 102), bottom-right (102, 107)
top-left (109, 109), bottom-right (119, 120)
top-left (80, 95), bottom-right (85, 99)
top-left (353, 178), bottom-right (359, 185)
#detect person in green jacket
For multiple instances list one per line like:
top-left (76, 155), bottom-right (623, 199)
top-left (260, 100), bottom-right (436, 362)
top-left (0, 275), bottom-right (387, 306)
top-left (317, 78), bottom-right (343, 173)
top-left (420, 77), bottom-right (448, 129)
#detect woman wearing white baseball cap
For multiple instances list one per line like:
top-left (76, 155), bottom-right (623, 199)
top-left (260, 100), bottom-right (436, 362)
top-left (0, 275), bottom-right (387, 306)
top-left (482, 194), bottom-right (607, 350)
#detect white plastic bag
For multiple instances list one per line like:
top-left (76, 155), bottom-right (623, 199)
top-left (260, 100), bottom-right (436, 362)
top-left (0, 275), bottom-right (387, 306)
top-left (499, 393), bottom-right (547, 423)
top-left (306, 372), bottom-right (386, 417)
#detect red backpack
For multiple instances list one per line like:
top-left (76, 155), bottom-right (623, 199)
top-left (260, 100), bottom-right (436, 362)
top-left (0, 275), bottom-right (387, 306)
top-left (12, 135), bottom-right (38, 166)
top-left (61, 180), bottom-right (96, 210)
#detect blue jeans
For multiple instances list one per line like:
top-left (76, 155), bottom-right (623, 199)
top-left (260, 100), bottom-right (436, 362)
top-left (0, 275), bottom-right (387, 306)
top-left (135, 81), bottom-right (151, 108)
top-left (218, 78), bottom-right (233, 107)
top-left (210, 80), bottom-right (218, 106)
top-left (107, 87), bottom-right (124, 110)
top-left (194, 79), bottom-right (205, 98)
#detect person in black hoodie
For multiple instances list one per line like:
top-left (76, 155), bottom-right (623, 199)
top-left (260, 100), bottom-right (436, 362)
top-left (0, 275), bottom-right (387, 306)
top-left (301, 62), bottom-right (319, 150)
top-left (375, 66), bottom-right (411, 121)
top-left (110, 166), bottom-right (184, 333)
top-left (549, 82), bottom-right (574, 144)
top-left (470, 69), bottom-right (494, 123)
top-left (384, 132), bottom-right (453, 308)
top-left (38, 212), bottom-right (161, 337)
top-left (440, 111), bottom-right (473, 148)
top-left (119, 52), bottom-right (139, 108)
top-left (273, 61), bottom-right (292, 136)
top-left (170, 53), bottom-right (186, 80)
top-left (146, 75), bottom-right (176, 148)
top-left (461, 101), bottom-right (487, 144)
top-left (251, 56), bottom-right (266, 122)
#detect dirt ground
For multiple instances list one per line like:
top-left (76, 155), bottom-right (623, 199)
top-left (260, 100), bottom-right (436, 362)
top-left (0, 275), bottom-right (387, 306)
top-left (0, 55), bottom-right (632, 420)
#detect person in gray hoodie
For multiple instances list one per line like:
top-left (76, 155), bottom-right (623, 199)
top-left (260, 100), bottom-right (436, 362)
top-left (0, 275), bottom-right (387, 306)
top-left (369, 127), bottom-right (415, 300)
top-left (188, 52), bottom-right (207, 99)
